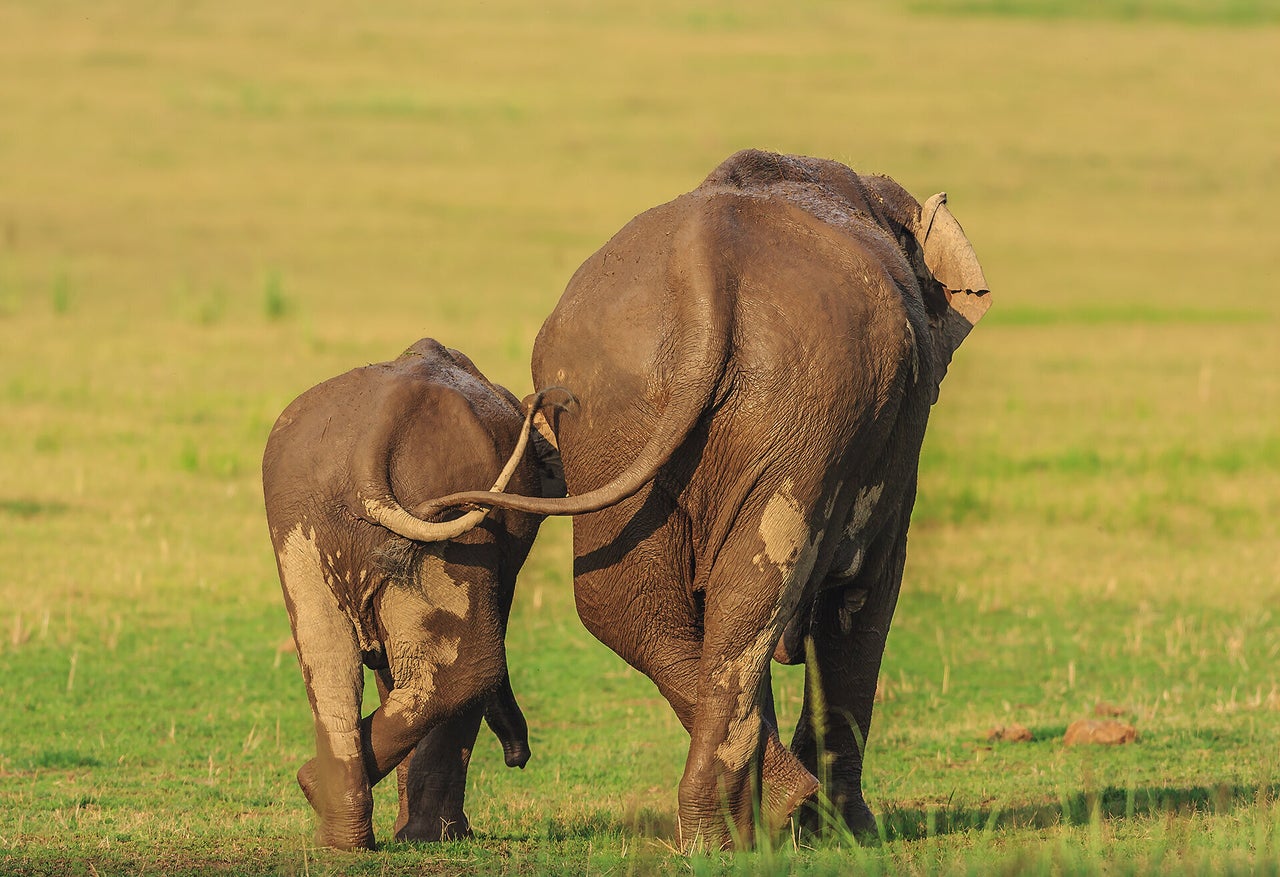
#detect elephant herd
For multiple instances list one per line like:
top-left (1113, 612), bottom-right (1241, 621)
top-left (261, 149), bottom-right (992, 851)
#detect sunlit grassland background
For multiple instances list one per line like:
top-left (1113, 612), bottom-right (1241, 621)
top-left (1, 1), bottom-right (1278, 874)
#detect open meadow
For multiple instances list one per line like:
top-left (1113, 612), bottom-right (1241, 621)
top-left (1, 1), bottom-right (1278, 874)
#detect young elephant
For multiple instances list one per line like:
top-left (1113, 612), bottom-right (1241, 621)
top-left (262, 338), bottom-right (562, 850)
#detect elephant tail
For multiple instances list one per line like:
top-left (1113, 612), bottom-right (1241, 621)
top-left (358, 390), bottom-right (553, 542)
top-left (418, 208), bottom-right (733, 519)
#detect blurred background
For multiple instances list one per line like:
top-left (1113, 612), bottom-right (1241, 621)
top-left (1, 0), bottom-right (1277, 871)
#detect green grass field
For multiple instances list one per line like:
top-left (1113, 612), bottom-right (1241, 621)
top-left (2, 1), bottom-right (1278, 874)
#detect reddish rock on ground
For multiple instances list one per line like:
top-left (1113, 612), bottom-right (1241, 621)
top-left (986, 724), bottom-right (1034, 743)
top-left (1063, 719), bottom-right (1137, 746)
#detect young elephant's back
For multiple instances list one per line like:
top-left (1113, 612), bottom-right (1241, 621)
top-left (261, 342), bottom-right (516, 540)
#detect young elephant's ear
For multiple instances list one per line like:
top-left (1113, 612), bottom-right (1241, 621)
top-left (917, 192), bottom-right (992, 359)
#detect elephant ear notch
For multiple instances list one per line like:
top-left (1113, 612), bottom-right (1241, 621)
top-left (914, 192), bottom-right (992, 402)
top-left (921, 192), bottom-right (988, 304)
top-left (918, 192), bottom-right (991, 330)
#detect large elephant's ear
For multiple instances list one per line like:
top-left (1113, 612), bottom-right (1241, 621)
top-left (918, 192), bottom-right (992, 352)
top-left (913, 193), bottom-right (993, 402)
top-left (919, 193), bottom-right (989, 293)
top-left (527, 404), bottom-right (567, 499)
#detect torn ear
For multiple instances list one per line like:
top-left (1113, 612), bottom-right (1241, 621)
top-left (916, 192), bottom-right (991, 326)
top-left (918, 194), bottom-right (989, 294)
top-left (913, 192), bottom-right (993, 402)
top-left (919, 192), bottom-right (948, 246)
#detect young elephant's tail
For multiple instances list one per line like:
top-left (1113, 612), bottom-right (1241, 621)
top-left (418, 209), bottom-right (733, 520)
top-left (360, 390), bottom-right (552, 543)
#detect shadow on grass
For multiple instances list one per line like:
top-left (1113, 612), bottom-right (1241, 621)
top-left (876, 782), bottom-right (1280, 842)
top-left (520, 781), bottom-right (1280, 847)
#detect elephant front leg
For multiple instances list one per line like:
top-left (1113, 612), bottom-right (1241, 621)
top-left (791, 524), bottom-right (908, 838)
top-left (394, 702), bottom-right (485, 842)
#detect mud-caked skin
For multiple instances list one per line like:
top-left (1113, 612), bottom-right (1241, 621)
top-left (262, 338), bottom-right (560, 850)
top-left (425, 151), bottom-right (992, 850)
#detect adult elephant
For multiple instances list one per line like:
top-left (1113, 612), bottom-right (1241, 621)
top-left (427, 149), bottom-right (991, 849)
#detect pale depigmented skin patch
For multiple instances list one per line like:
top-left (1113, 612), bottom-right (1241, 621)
top-left (375, 552), bottom-right (470, 708)
top-left (277, 522), bottom-right (362, 761)
top-left (374, 631), bottom-right (459, 720)
top-left (416, 552), bottom-right (472, 621)
top-left (846, 483), bottom-right (885, 537)
top-left (833, 483), bottom-right (885, 579)
top-left (713, 483), bottom-right (830, 771)
top-left (750, 479), bottom-right (826, 633)
top-left (753, 479), bottom-right (810, 578)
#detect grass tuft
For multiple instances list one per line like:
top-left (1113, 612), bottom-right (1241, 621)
top-left (50, 269), bottom-right (72, 315)
top-left (263, 269), bottom-right (291, 321)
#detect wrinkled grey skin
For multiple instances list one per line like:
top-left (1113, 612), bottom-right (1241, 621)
top-left (425, 150), bottom-right (992, 850)
top-left (262, 338), bottom-right (562, 850)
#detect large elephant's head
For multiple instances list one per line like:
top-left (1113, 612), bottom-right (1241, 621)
top-left (909, 191), bottom-right (991, 402)
top-left (709, 152), bottom-right (991, 401)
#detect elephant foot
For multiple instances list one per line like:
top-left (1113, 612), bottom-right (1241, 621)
top-left (838, 798), bottom-right (878, 840)
top-left (395, 812), bottom-right (473, 843)
top-left (676, 769), bottom-right (759, 851)
top-left (762, 741), bottom-right (820, 831)
top-left (677, 810), bottom-right (738, 853)
top-left (297, 757), bottom-right (376, 851)
top-left (796, 793), bottom-right (877, 840)
top-left (764, 771), bottom-right (820, 832)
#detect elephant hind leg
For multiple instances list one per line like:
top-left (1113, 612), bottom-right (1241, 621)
top-left (678, 595), bottom-right (812, 846)
top-left (573, 499), bottom-right (817, 846)
top-left (365, 579), bottom-right (508, 844)
top-left (280, 548), bottom-right (372, 850)
top-left (792, 523), bottom-right (909, 839)
top-left (759, 671), bottom-right (820, 830)
top-left (677, 482), bottom-right (830, 850)
top-left (371, 669), bottom-right (488, 844)
top-left (678, 614), bottom-right (776, 850)
top-left (393, 703), bottom-right (485, 843)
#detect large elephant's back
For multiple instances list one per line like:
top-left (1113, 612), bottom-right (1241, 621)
top-left (532, 198), bottom-right (697, 497)
top-left (532, 189), bottom-right (920, 501)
